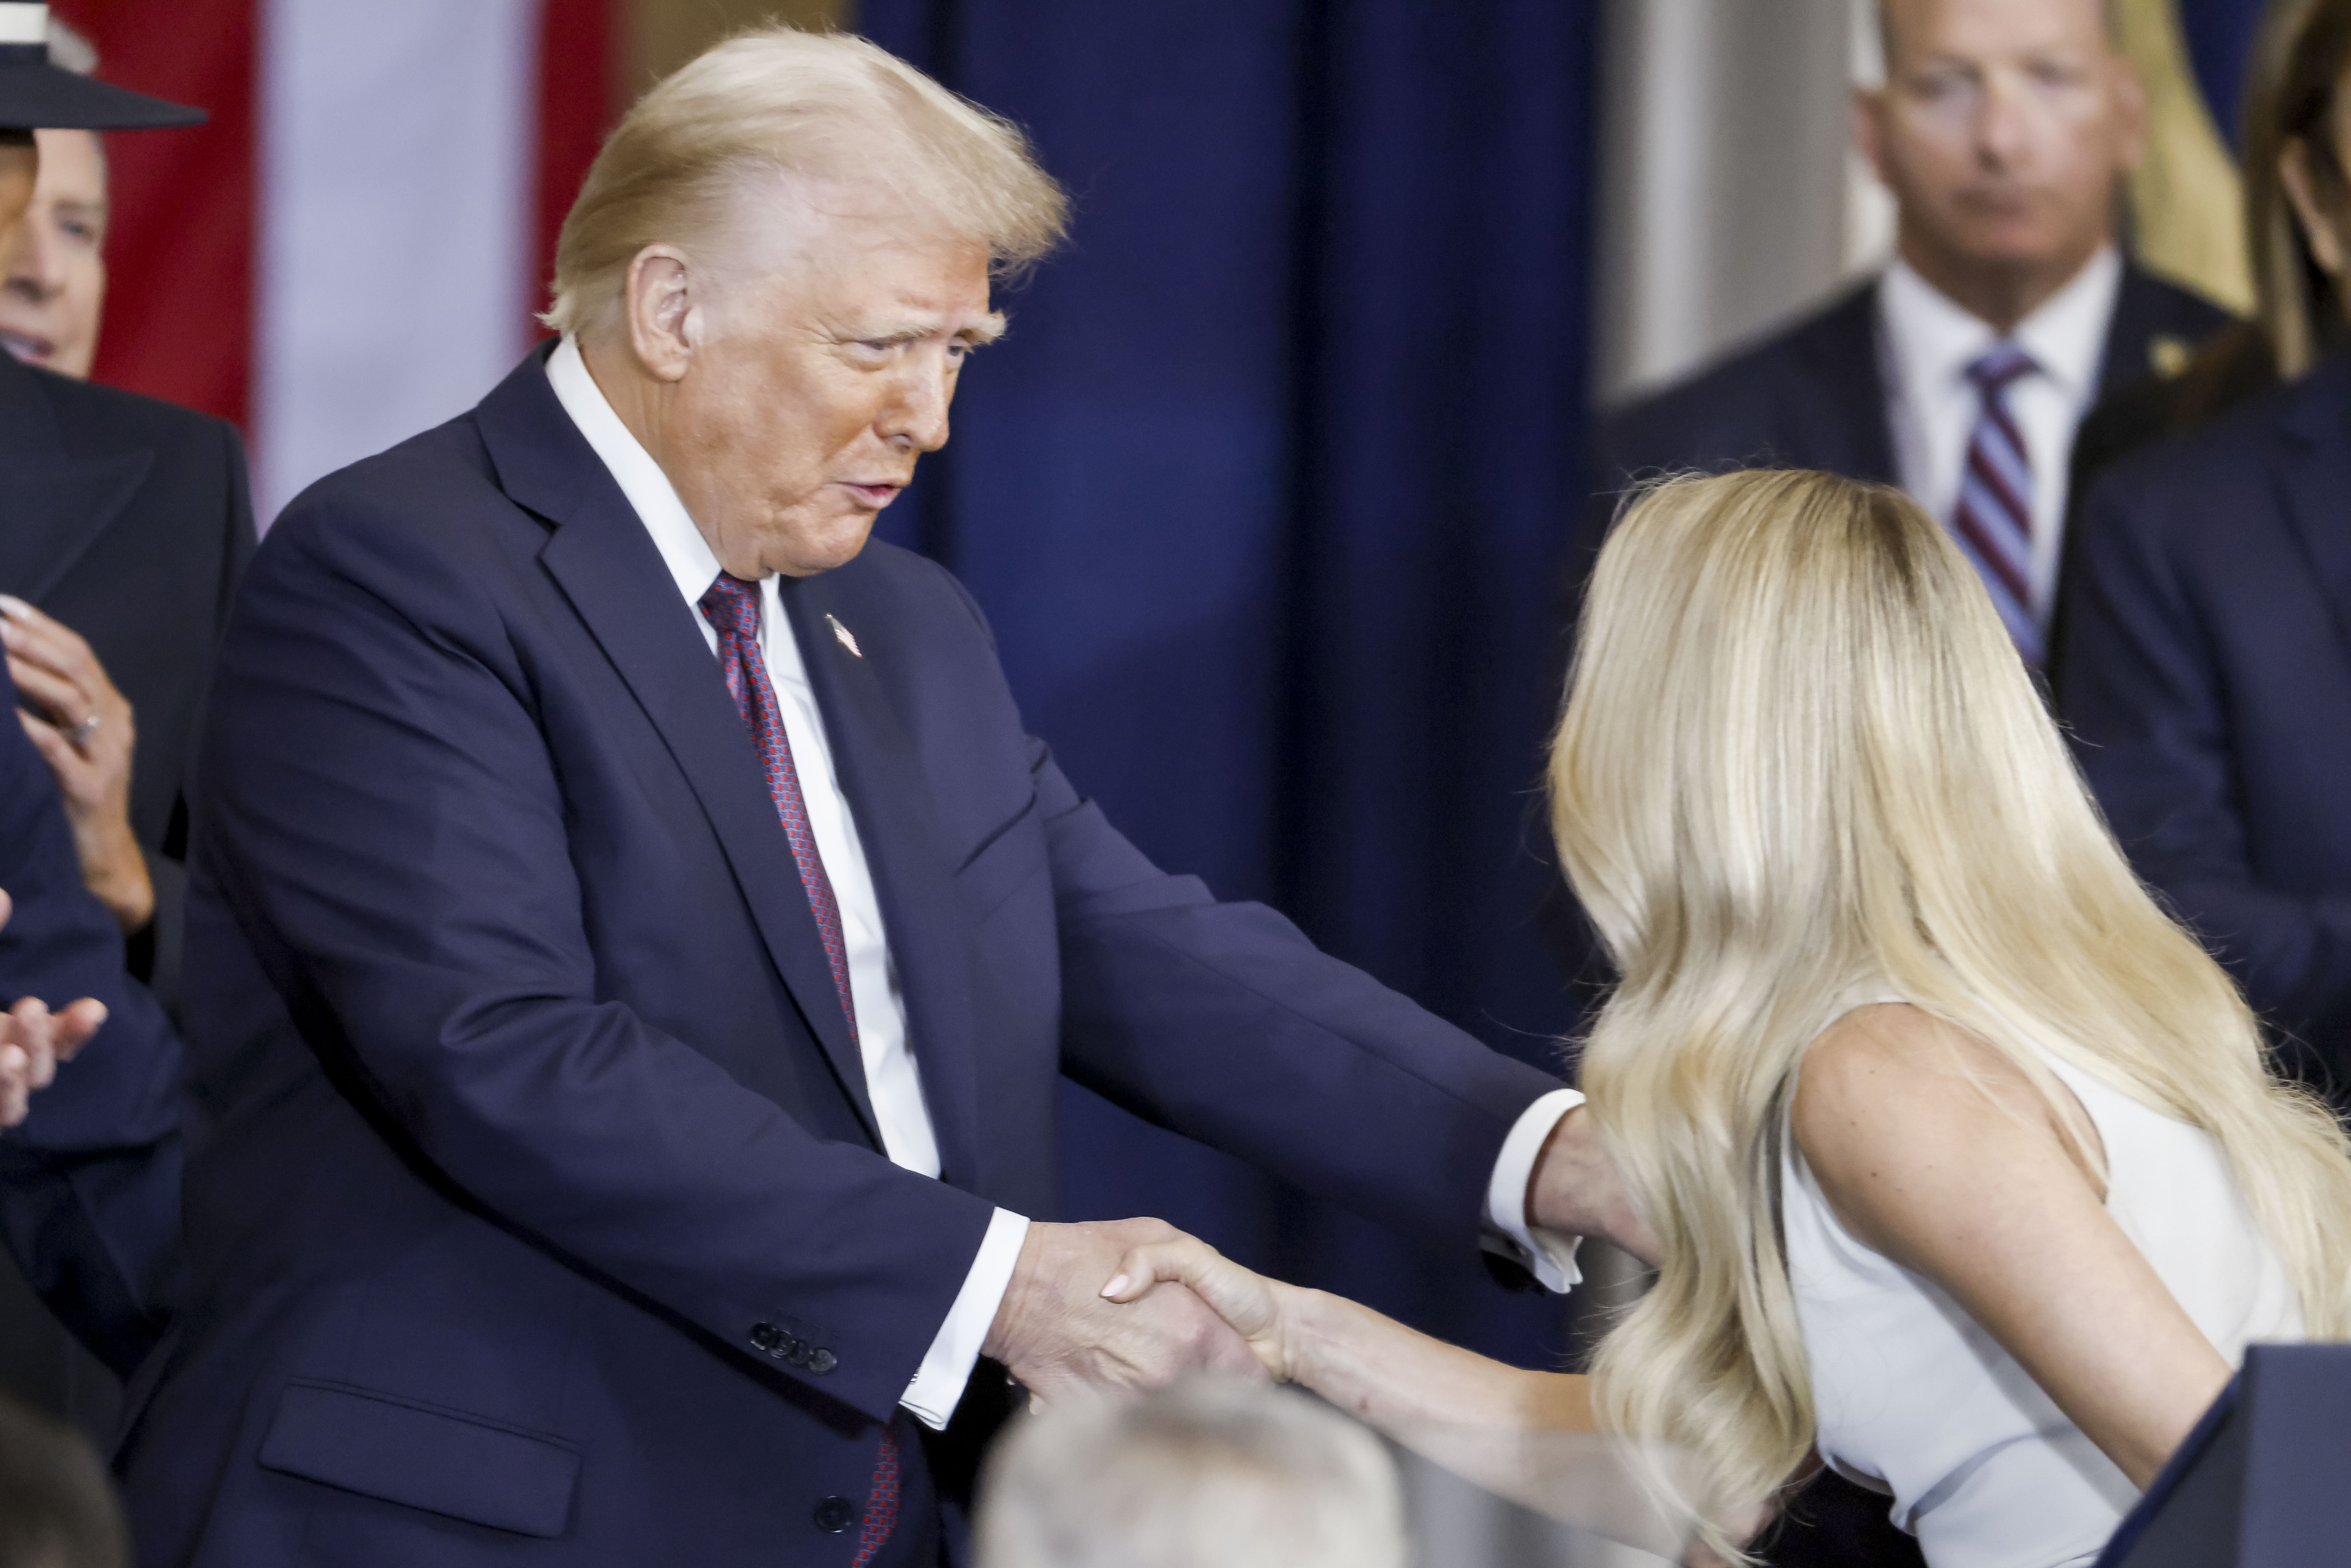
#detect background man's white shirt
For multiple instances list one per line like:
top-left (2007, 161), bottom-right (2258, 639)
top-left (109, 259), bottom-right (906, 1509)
top-left (546, 335), bottom-right (1586, 1425)
top-left (1879, 245), bottom-right (2120, 625)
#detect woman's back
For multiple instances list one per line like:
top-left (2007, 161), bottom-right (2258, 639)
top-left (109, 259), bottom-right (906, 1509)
top-left (1784, 996), bottom-right (2303, 1568)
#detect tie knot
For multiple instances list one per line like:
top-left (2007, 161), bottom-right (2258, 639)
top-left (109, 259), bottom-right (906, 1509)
top-left (1967, 341), bottom-right (2036, 394)
top-left (699, 572), bottom-right (761, 640)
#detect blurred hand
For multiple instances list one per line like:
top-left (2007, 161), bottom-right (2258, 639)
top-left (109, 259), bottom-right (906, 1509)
top-left (0, 888), bottom-right (109, 1127)
top-left (983, 1219), bottom-right (1265, 1407)
top-left (0, 595), bottom-right (149, 932)
top-left (1529, 1103), bottom-right (1661, 1265)
top-left (1100, 1231), bottom-right (1297, 1382)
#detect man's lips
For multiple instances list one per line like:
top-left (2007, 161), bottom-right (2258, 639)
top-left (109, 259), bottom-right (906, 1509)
top-left (0, 328), bottom-right (52, 364)
top-left (842, 481), bottom-right (905, 509)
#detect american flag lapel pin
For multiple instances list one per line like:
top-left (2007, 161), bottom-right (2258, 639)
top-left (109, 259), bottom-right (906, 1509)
top-left (826, 614), bottom-right (863, 658)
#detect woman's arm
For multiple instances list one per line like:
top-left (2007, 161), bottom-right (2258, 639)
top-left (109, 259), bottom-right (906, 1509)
top-left (1100, 1236), bottom-right (1588, 1434)
top-left (1792, 1004), bottom-right (2233, 1488)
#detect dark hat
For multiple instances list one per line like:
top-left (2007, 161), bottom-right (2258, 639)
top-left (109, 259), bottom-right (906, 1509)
top-left (0, 3), bottom-right (202, 131)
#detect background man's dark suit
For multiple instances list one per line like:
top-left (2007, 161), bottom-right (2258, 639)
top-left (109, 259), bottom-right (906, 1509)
top-left (120, 349), bottom-right (1563, 1566)
top-left (0, 659), bottom-right (182, 1383)
top-left (2062, 349), bottom-right (2351, 1103)
top-left (1575, 263), bottom-right (2230, 645)
top-left (0, 345), bottom-right (251, 1441)
top-left (0, 348), bottom-right (257, 1003)
top-left (0, 347), bottom-right (249, 1440)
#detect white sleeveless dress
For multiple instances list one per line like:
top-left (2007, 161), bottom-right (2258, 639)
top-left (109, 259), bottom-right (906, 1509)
top-left (1780, 996), bottom-right (2303, 1568)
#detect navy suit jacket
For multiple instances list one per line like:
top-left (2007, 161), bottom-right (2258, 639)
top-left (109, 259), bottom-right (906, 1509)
top-left (120, 348), bottom-right (1561, 1566)
top-left (0, 661), bottom-right (182, 1379)
top-left (1576, 264), bottom-right (2229, 602)
top-left (0, 350), bottom-right (257, 1006)
top-left (2061, 349), bottom-right (2351, 1098)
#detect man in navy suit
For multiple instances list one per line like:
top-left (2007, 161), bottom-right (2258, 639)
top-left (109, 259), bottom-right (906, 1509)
top-left (119, 30), bottom-right (1642, 1566)
top-left (2062, 346), bottom-right (2351, 1105)
top-left (1581, 0), bottom-right (2226, 680)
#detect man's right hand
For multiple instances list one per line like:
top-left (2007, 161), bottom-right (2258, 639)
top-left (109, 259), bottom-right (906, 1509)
top-left (982, 1218), bottom-right (1264, 1406)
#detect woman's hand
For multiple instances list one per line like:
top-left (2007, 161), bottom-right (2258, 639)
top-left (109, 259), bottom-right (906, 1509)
top-left (1101, 1234), bottom-right (1298, 1382)
top-left (0, 596), bottom-right (150, 932)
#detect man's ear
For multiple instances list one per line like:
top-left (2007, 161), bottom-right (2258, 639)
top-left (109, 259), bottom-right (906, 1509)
top-left (2280, 139), bottom-right (2349, 279)
top-left (1852, 89), bottom-right (1890, 188)
top-left (623, 245), bottom-right (700, 384)
top-left (2108, 54), bottom-right (2148, 177)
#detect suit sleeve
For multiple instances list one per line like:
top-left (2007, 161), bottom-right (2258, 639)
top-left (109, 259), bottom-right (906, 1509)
top-left (198, 502), bottom-right (991, 1425)
top-left (918, 575), bottom-right (1562, 1248)
top-left (2062, 472), bottom-right (2351, 1044)
top-left (0, 665), bottom-right (182, 1377)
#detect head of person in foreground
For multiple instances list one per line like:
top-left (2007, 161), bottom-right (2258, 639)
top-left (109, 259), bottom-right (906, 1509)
top-left (973, 1376), bottom-right (1409, 1568)
top-left (1552, 468), bottom-right (2351, 1552)
top-left (544, 26), bottom-right (1066, 584)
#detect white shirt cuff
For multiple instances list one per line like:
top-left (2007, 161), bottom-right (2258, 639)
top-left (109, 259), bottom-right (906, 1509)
top-left (1481, 1087), bottom-right (1588, 1294)
top-left (901, 1207), bottom-right (1029, 1430)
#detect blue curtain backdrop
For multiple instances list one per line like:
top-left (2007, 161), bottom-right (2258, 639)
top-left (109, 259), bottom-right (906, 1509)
top-left (2175, 0), bottom-right (2267, 152)
top-left (856, 1), bottom-right (1602, 1365)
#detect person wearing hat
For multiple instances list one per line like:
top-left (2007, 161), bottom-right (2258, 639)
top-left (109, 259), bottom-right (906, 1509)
top-left (0, 0), bottom-right (225, 1439)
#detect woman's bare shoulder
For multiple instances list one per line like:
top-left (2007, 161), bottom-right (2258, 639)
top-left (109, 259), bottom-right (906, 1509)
top-left (1790, 1004), bottom-right (2085, 1257)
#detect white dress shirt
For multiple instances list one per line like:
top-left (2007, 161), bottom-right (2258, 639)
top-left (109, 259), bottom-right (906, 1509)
top-left (1877, 246), bottom-right (2121, 624)
top-left (546, 336), bottom-right (1588, 1424)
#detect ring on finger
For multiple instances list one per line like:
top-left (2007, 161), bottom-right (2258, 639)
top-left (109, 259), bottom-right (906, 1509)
top-left (69, 713), bottom-right (100, 749)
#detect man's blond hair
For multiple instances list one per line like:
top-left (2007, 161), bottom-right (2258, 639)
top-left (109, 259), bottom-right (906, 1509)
top-left (542, 27), bottom-right (1068, 338)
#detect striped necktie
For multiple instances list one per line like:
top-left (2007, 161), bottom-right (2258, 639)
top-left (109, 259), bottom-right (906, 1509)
top-left (1951, 341), bottom-right (2042, 666)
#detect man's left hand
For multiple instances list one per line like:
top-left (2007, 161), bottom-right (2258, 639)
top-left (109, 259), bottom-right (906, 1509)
top-left (0, 595), bottom-right (150, 933)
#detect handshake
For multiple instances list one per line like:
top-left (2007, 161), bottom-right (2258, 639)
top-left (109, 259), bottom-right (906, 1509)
top-left (981, 1104), bottom-right (1652, 1404)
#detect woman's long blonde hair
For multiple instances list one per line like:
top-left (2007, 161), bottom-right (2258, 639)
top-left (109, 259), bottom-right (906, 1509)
top-left (1554, 470), bottom-right (2351, 1556)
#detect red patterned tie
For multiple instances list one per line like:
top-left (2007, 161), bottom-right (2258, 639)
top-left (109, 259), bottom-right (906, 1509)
top-left (697, 572), bottom-right (900, 1563)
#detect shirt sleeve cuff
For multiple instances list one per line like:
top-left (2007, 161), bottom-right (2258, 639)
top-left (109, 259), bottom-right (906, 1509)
top-left (901, 1207), bottom-right (1029, 1430)
top-left (1481, 1087), bottom-right (1588, 1294)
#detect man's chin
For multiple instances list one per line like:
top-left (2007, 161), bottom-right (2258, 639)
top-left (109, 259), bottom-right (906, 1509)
top-left (771, 516), bottom-right (878, 579)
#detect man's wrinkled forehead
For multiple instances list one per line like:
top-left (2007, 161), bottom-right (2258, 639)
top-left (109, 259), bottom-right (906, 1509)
top-left (1878, 0), bottom-right (2117, 70)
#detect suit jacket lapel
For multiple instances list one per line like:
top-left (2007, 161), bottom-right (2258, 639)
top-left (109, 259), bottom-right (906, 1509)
top-left (1789, 283), bottom-right (1899, 483)
top-left (780, 569), bottom-right (984, 1188)
top-left (474, 351), bottom-right (881, 1140)
top-left (0, 355), bottom-right (153, 601)
top-left (2272, 355), bottom-right (2351, 666)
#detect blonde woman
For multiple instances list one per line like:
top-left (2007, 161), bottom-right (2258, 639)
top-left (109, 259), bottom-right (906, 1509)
top-left (1102, 469), bottom-right (2351, 1567)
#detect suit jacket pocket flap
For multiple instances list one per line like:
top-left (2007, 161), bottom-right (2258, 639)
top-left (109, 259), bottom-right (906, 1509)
top-left (259, 1380), bottom-right (578, 1538)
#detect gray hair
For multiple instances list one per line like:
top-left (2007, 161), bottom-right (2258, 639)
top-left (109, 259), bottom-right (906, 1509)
top-left (975, 1378), bottom-right (1410, 1568)
top-left (543, 26), bottom-right (1067, 338)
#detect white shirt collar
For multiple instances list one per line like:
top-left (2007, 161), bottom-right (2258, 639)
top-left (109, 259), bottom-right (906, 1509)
top-left (1880, 243), bottom-right (2121, 400)
top-left (545, 335), bottom-right (731, 610)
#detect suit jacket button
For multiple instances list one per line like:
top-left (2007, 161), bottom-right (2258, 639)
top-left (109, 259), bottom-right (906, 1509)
top-left (807, 1347), bottom-right (837, 1375)
top-left (814, 1495), bottom-right (856, 1533)
top-left (749, 1322), bottom-right (782, 1353)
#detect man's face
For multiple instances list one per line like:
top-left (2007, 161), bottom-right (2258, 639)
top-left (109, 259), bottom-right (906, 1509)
top-left (0, 129), bottom-right (107, 377)
top-left (658, 197), bottom-right (998, 580)
top-left (0, 140), bottom-right (35, 266)
top-left (1862, 0), bottom-right (2142, 281)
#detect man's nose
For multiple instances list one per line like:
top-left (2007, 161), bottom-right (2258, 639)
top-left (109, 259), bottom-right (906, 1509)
top-left (881, 363), bottom-right (954, 454)
top-left (1972, 69), bottom-right (2036, 171)
top-left (6, 213), bottom-right (62, 301)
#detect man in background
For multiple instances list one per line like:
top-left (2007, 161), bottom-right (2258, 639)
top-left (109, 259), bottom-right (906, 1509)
top-left (0, 16), bottom-right (103, 378)
top-left (1578, 0), bottom-right (2227, 678)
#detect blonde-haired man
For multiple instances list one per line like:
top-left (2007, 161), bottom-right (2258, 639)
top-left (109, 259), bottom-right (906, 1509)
top-left (123, 28), bottom-right (1638, 1566)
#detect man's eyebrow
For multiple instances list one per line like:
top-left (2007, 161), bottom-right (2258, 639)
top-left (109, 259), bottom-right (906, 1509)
top-left (961, 312), bottom-right (1008, 347)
